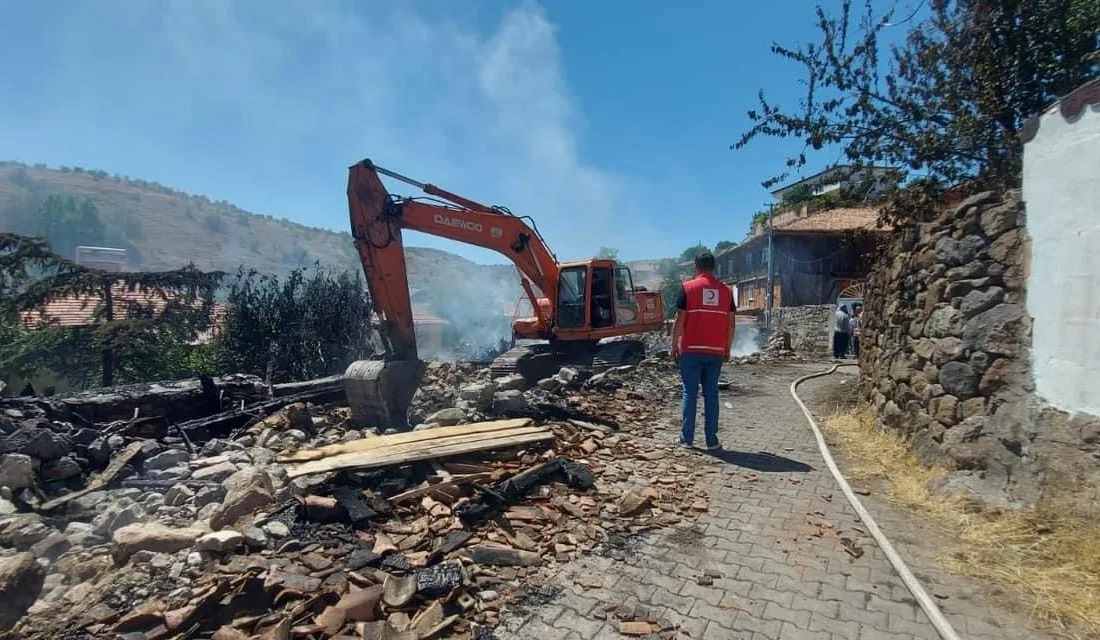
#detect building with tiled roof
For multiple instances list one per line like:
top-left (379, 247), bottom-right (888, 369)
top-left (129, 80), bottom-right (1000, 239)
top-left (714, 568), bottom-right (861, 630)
top-left (716, 203), bottom-right (888, 313)
top-left (20, 283), bottom-right (228, 345)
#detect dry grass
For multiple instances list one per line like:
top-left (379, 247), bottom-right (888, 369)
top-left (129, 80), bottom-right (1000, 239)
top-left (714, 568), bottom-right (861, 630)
top-left (823, 407), bottom-right (1100, 638)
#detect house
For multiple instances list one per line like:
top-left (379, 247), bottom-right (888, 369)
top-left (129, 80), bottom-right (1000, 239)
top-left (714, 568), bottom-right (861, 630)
top-left (769, 165), bottom-right (897, 204)
top-left (716, 206), bottom-right (887, 314)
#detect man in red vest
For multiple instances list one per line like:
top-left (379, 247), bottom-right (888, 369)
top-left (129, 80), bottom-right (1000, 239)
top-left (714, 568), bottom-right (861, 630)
top-left (671, 251), bottom-right (736, 450)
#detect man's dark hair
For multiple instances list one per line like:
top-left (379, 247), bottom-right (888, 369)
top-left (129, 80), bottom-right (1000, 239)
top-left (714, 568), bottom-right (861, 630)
top-left (694, 251), bottom-right (716, 272)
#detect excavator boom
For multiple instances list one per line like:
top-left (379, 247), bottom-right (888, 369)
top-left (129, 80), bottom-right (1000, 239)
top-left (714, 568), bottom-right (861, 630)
top-left (344, 159), bottom-right (560, 427)
top-left (342, 158), bottom-right (664, 429)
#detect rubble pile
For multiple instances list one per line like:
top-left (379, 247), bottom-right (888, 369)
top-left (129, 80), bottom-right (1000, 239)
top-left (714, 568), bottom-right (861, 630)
top-left (0, 354), bottom-right (705, 639)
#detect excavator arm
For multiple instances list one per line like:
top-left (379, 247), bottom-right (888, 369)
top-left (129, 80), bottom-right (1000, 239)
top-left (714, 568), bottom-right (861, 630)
top-left (343, 159), bottom-right (561, 428)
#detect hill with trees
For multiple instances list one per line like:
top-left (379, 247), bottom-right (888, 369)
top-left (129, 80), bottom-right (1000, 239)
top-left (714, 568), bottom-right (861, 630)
top-left (0, 161), bottom-right (515, 295)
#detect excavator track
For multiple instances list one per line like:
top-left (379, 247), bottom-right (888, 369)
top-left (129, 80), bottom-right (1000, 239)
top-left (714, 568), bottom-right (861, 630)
top-left (489, 337), bottom-right (648, 385)
top-left (592, 338), bottom-right (647, 370)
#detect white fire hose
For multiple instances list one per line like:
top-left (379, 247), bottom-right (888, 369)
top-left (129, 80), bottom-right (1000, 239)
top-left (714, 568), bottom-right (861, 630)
top-left (790, 364), bottom-right (963, 640)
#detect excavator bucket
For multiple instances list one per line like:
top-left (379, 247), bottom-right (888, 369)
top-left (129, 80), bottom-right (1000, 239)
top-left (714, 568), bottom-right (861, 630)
top-left (343, 359), bottom-right (426, 430)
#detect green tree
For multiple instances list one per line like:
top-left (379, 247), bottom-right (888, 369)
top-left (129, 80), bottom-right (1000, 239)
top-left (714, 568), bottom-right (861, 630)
top-left (715, 240), bottom-right (737, 252)
top-left (596, 246), bottom-right (620, 260)
top-left (36, 194), bottom-right (106, 259)
top-left (732, 0), bottom-right (1100, 219)
top-left (678, 244), bottom-right (710, 263)
top-left (211, 266), bottom-right (374, 384)
top-left (0, 233), bottom-right (223, 388)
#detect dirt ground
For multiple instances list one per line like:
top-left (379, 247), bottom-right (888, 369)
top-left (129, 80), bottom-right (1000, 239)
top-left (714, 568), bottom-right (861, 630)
top-left (495, 360), bottom-right (1066, 640)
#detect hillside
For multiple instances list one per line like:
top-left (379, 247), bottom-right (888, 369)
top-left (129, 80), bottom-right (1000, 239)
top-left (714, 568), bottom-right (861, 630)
top-left (0, 161), bottom-right (517, 297)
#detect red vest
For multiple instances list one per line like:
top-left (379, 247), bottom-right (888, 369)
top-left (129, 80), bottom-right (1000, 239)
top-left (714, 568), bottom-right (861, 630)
top-left (680, 274), bottom-right (732, 356)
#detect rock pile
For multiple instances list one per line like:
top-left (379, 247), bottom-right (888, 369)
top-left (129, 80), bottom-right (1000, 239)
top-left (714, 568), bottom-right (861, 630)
top-left (0, 350), bottom-right (702, 638)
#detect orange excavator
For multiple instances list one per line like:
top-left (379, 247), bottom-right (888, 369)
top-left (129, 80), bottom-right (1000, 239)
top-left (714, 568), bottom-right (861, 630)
top-left (341, 159), bottom-right (665, 428)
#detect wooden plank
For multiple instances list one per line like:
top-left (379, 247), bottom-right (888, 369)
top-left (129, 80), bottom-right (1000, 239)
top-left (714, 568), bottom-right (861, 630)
top-left (388, 473), bottom-right (496, 504)
top-left (38, 441), bottom-right (144, 512)
top-left (276, 418), bottom-right (534, 463)
top-left (286, 430), bottom-right (554, 478)
top-left (286, 427), bottom-right (550, 477)
top-left (285, 426), bottom-right (547, 476)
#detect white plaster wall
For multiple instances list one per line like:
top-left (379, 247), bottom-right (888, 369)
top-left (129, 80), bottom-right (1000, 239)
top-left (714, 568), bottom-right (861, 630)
top-left (1022, 102), bottom-right (1100, 416)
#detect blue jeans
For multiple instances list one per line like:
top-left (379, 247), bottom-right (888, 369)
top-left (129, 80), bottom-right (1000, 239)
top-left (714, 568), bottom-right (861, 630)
top-left (679, 353), bottom-right (723, 448)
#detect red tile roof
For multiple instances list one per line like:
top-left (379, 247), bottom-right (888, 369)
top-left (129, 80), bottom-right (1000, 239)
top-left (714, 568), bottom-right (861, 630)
top-left (771, 206), bottom-right (887, 233)
top-left (21, 285), bottom-right (227, 344)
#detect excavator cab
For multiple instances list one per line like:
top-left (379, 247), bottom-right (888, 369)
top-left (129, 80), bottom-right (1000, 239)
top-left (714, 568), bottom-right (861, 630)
top-left (555, 260), bottom-right (647, 332)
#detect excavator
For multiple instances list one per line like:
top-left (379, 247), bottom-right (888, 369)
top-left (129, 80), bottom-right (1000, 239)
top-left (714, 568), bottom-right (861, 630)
top-left (341, 159), bottom-right (665, 429)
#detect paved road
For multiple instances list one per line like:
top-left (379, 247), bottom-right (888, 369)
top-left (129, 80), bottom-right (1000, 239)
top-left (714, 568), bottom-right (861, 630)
top-left (495, 361), bottom-right (1040, 640)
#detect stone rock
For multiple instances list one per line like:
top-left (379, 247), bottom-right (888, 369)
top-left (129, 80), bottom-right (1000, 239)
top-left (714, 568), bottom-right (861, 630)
top-left (955, 190), bottom-right (1001, 217)
top-left (988, 229), bottom-right (1022, 265)
top-left (962, 304), bottom-right (1028, 357)
top-left (242, 526), bottom-right (267, 548)
top-left (939, 362), bottom-right (979, 399)
top-left (262, 521), bottom-right (290, 538)
top-left (112, 523), bottom-right (204, 564)
top-left (413, 422), bottom-right (441, 432)
top-left (92, 503), bottom-right (145, 538)
top-left (912, 339), bottom-right (936, 360)
top-left (191, 461), bottom-right (238, 483)
top-left (30, 532), bottom-right (71, 562)
top-left (194, 486), bottom-right (226, 509)
top-left (144, 449), bottom-right (190, 472)
top-left (0, 552), bottom-right (46, 630)
top-left (945, 262), bottom-right (986, 280)
top-left (931, 337), bottom-right (964, 366)
top-left (63, 521), bottom-right (99, 547)
top-left (978, 358), bottom-right (1014, 396)
top-left (887, 353), bottom-right (916, 382)
top-left (493, 374), bottom-right (526, 392)
top-left (556, 367), bottom-right (579, 385)
top-left (2, 427), bottom-right (71, 461)
top-left (425, 408), bottom-right (466, 427)
top-left (0, 454), bottom-right (36, 490)
top-left (459, 382), bottom-right (496, 409)
top-left (959, 397), bottom-right (986, 420)
top-left (925, 307), bottom-right (965, 338)
top-left (959, 287), bottom-right (1005, 317)
top-left (41, 456), bottom-right (82, 481)
top-left (492, 390), bottom-right (528, 413)
top-left (285, 429), bottom-right (309, 442)
top-left (223, 466), bottom-right (273, 495)
top-left (0, 514), bottom-right (51, 549)
top-left (209, 469), bottom-right (274, 531)
top-left (930, 395), bottom-right (959, 426)
top-left (968, 351), bottom-right (991, 372)
top-left (945, 278), bottom-right (989, 299)
top-left (934, 235), bottom-right (984, 267)
top-left (980, 202), bottom-right (1019, 237)
top-left (148, 465), bottom-right (191, 484)
top-left (85, 437), bottom-right (112, 467)
top-left (536, 377), bottom-right (562, 392)
top-left (195, 530), bottom-right (244, 553)
top-left (0, 497), bottom-right (15, 516)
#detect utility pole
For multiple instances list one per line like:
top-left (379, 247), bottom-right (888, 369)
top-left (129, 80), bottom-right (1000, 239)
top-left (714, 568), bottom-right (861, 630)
top-left (765, 202), bottom-right (775, 330)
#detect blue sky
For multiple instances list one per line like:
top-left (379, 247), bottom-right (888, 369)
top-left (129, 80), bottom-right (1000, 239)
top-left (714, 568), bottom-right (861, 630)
top-left (0, 1), bottom-right (922, 264)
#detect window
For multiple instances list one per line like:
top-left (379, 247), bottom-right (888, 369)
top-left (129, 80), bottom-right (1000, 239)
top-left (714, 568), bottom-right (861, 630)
top-left (556, 265), bottom-right (587, 329)
top-left (614, 266), bottom-right (634, 300)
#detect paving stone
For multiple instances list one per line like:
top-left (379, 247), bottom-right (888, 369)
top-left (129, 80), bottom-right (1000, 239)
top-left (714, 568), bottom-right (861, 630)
top-left (499, 363), bottom-right (1045, 640)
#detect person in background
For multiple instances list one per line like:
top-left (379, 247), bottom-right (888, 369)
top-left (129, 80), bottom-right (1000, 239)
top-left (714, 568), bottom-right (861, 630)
top-left (833, 304), bottom-right (851, 359)
top-left (850, 303), bottom-right (863, 358)
top-left (671, 251), bottom-right (736, 451)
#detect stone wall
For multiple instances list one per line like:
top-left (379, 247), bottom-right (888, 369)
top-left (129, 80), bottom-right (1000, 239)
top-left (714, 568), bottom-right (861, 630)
top-left (860, 190), bottom-right (1100, 507)
top-left (772, 305), bottom-right (834, 355)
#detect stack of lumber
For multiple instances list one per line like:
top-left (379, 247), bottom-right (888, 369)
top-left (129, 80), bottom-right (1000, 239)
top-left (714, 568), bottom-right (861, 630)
top-left (277, 419), bottom-right (553, 478)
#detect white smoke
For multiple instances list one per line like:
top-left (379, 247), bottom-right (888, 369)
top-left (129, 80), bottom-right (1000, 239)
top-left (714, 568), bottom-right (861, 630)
top-left (731, 322), bottom-right (763, 357)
